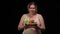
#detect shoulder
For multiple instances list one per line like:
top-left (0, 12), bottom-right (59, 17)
top-left (22, 14), bottom-right (27, 17)
top-left (21, 14), bottom-right (27, 19)
top-left (37, 14), bottom-right (43, 17)
top-left (37, 14), bottom-right (43, 19)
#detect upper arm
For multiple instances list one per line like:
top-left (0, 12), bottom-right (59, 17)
top-left (38, 14), bottom-right (45, 28)
top-left (18, 14), bottom-right (25, 26)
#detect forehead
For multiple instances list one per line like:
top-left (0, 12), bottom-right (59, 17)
top-left (30, 5), bottom-right (35, 8)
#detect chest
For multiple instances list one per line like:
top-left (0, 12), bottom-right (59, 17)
top-left (24, 15), bottom-right (40, 25)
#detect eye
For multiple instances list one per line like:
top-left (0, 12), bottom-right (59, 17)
top-left (29, 7), bottom-right (35, 9)
top-left (32, 7), bottom-right (35, 9)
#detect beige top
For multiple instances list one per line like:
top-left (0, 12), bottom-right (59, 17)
top-left (18, 13), bottom-right (45, 31)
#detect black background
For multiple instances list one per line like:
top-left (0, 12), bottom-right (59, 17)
top-left (8, 0), bottom-right (57, 34)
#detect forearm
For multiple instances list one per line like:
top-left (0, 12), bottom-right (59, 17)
top-left (37, 25), bottom-right (45, 30)
top-left (40, 26), bottom-right (45, 30)
top-left (18, 25), bottom-right (24, 30)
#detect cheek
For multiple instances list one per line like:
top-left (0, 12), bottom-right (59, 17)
top-left (28, 9), bottom-right (31, 11)
top-left (29, 9), bottom-right (36, 11)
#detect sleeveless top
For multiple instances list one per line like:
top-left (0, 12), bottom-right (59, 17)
top-left (23, 14), bottom-right (40, 29)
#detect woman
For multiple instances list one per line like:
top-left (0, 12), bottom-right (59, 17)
top-left (18, 2), bottom-right (46, 34)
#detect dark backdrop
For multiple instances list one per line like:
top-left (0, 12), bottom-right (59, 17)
top-left (8, 0), bottom-right (57, 34)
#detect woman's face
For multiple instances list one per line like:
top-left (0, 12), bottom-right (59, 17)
top-left (28, 5), bottom-right (36, 13)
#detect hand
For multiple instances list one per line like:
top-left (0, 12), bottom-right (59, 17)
top-left (37, 25), bottom-right (40, 28)
top-left (18, 26), bottom-right (20, 30)
top-left (37, 25), bottom-right (45, 30)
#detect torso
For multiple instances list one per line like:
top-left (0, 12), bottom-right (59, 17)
top-left (22, 14), bottom-right (42, 34)
top-left (23, 14), bottom-right (40, 30)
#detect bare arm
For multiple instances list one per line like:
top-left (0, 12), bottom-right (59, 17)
top-left (18, 14), bottom-right (25, 30)
top-left (38, 14), bottom-right (46, 30)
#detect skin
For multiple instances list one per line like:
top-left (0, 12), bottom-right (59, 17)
top-left (18, 4), bottom-right (45, 31)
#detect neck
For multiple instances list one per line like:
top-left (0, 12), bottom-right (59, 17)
top-left (29, 12), bottom-right (36, 15)
top-left (28, 12), bottom-right (37, 18)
